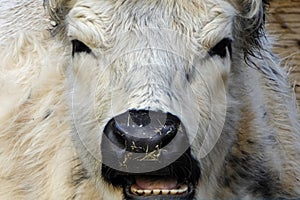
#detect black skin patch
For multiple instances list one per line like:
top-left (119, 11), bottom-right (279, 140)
top-left (72, 40), bottom-right (91, 56)
top-left (209, 38), bottom-right (232, 58)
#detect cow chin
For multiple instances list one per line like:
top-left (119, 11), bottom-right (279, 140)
top-left (100, 110), bottom-right (201, 199)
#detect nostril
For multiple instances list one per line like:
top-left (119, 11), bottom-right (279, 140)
top-left (129, 110), bottom-right (151, 126)
top-left (160, 113), bottom-right (181, 148)
top-left (165, 113), bottom-right (181, 127)
top-left (103, 111), bottom-right (183, 153)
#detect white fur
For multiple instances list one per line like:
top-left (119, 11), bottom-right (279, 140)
top-left (1, 0), bottom-right (300, 199)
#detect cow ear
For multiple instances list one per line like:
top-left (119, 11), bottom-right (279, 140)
top-left (230, 0), bottom-right (270, 60)
top-left (229, 0), bottom-right (269, 18)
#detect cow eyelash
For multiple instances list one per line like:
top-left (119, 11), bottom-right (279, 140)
top-left (208, 38), bottom-right (232, 58)
top-left (72, 39), bottom-right (92, 56)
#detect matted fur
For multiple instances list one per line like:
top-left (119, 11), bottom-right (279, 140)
top-left (0, 0), bottom-right (300, 199)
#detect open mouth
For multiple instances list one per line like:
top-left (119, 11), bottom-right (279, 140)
top-left (128, 176), bottom-right (190, 196)
top-left (102, 149), bottom-right (201, 199)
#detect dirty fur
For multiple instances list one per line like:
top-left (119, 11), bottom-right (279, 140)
top-left (0, 0), bottom-right (300, 199)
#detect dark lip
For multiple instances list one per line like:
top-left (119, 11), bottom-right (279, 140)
top-left (123, 182), bottom-right (195, 200)
top-left (102, 148), bottom-right (201, 199)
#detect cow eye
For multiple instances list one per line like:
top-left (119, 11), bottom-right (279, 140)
top-left (208, 38), bottom-right (232, 58)
top-left (72, 39), bottom-right (91, 56)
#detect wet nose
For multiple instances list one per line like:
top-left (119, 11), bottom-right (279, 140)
top-left (103, 110), bottom-right (181, 153)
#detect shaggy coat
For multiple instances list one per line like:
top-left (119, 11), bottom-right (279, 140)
top-left (0, 0), bottom-right (300, 199)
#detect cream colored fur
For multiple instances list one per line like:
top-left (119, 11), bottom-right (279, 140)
top-left (0, 0), bottom-right (299, 199)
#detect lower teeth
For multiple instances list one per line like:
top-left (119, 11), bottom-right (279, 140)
top-left (130, 185), bottom-right (188, 196)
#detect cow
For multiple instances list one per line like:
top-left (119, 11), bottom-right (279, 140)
top-left (0, 0), bottom-right (299, 199)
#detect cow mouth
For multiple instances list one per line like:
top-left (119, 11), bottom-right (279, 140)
top-left (102, 149), bottom-right (200, 199)
top-left (124, 176), bottom-right (194, 199)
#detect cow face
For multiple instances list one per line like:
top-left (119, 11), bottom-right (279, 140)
top-left (62, 0), bottom-right (238, 199)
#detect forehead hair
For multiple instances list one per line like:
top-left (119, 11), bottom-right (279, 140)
top-left (44, 0), bottom-right (269, 59)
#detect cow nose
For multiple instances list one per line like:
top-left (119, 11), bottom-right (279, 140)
top-left (103, 110), bottom-right (181, 153)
